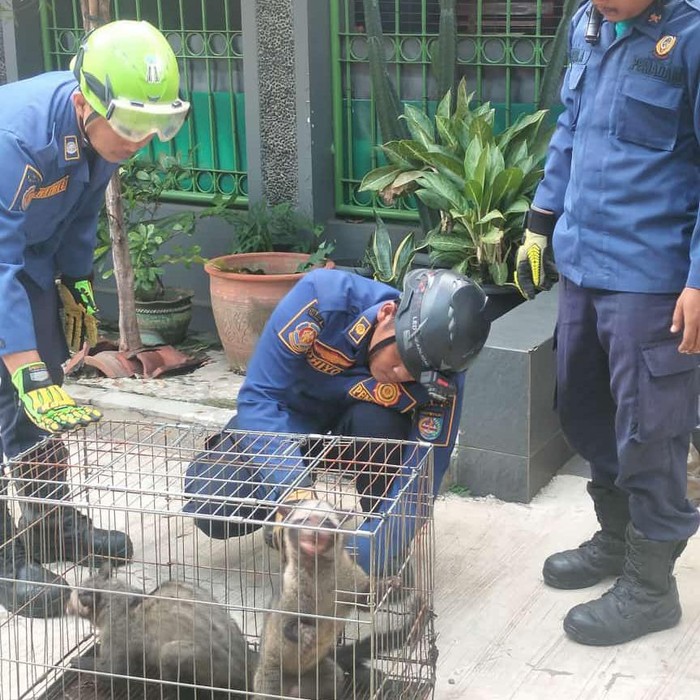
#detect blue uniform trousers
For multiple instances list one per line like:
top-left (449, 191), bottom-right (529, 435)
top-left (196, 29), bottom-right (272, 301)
top-left (0, 274), bottom-right (67, 461)
top-left (556, 277), bottom-right (700, 541)
top-left (184, 403), bottom-right (412, 540)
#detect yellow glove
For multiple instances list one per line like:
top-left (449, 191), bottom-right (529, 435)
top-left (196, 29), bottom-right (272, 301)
top-left (11, 362), bottom-right (102, 433)
top-left (264, 487), bottom-right (317, 551)
top-left (58, 279), bottom-right (98, 353)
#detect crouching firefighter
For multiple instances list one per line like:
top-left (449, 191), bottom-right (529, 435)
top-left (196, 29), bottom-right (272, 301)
top-left (0, 19), bottom-right (190, 617)
top-left (183, 268), bottom-right (491, 576)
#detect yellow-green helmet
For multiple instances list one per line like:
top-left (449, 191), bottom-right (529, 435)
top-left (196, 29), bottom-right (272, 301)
top-left (71, 20), bottom-right (189, 142)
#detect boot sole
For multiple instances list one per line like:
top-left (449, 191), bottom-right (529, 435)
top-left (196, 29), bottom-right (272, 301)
top-left (563, 608), bottom-right (682, 646)
top-left (543, 567), bottom-right (622, 590)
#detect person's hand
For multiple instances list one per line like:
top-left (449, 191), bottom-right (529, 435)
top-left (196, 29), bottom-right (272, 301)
top-left (514, 230), bottom-right (558, 300)
top-left (264, 486), bottom-right (318, 551)
top-left (11, 362), bottom-right (102, 433)
top-left (58, 277), bottom-right (98, 353)
top-left (671, 287), bottom-right (700, 353)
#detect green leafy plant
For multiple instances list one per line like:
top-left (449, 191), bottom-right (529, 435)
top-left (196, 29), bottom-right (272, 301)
top-left (359, 78), bottom-right (554, 286)
top-left (363, 214), bottom-right (415, 289)
top-left (202, 198), bottom-right (335, 272)
top-left (95, 155), bottom-right (204, 302)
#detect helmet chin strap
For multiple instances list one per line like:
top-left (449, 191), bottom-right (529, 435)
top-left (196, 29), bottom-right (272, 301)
top-left (367, 334), bottom-right (397, 362)
top-left (78, 110), bottom-right (101, 150)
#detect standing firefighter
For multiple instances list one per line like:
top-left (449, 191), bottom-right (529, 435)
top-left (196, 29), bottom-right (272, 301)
top-left (0, 20), bottom-right (189, 618)
top-left (515, 0), bottom-right (700, 645)
top-left (184, 268), bottom-right (491, 575)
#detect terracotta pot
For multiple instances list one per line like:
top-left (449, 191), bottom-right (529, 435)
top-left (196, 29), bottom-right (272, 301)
top-left (205, 252), bottom-right (332, 372)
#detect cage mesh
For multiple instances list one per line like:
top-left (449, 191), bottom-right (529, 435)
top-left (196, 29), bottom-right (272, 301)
top-left (0, 421), bottom-right (435, 699)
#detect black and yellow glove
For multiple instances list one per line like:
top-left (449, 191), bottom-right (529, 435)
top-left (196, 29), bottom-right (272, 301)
top-left (58, 276), bottom-right (99, 353)
top-left (514, 209), bottom-right (559, 300)
top-left (264, 487), bottom-right (317, 551)
top-left (11, 362), bottom-right (102, 433)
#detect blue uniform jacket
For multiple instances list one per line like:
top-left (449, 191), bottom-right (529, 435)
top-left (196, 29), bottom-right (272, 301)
top-left (533, 0), bottom-right (700, 292)
top-left (0, 71), bottom-right (118, 355)
top-left (236, 269), bottom-right (466, 572)
top-left (237, 268), bottom-right (464, 494)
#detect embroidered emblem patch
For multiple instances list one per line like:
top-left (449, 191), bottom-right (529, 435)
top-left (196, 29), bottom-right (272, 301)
top-left (306, 340), bottom-right (354, 375)
top-left (372, 383), bottom-right (400, 407)
top-left (654, 35), bottom-right (677, 59)
top-left (417, 409), bottom-right (444, 441)
top-left (287, 321), bottom-right (319, 354)
top-left (348, 316), bottom-right (371, 345)
top-left (33, 176), bottom-right (69, 200)
top-left (10, 164), bottom-right (42, 212)
top-left (64, 135), bottom-right (80, 161)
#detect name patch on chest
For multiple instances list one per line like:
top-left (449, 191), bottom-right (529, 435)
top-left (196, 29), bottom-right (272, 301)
top-left (629, 56), bottom-right (683, 85)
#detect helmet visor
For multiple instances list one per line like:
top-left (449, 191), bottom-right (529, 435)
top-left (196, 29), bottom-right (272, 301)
top-left (105, 98), bottom-right (190, 142)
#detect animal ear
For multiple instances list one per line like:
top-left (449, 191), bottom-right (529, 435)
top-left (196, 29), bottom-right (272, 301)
top-left (277, 504), bottom-right (292, 519)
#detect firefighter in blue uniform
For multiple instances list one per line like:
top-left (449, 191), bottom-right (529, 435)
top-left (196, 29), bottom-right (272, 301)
top-left (184, 268), bottom-right (491, 574)
top-left (514, 0), bottom-right (700, 645)
top-left (0, 20), bottom-right (189, 618)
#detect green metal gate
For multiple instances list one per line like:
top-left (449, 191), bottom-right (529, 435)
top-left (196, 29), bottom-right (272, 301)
top-left (41, 0), bottom-right (246, 203)
top-left (331, 0), bottom-right (564, 219)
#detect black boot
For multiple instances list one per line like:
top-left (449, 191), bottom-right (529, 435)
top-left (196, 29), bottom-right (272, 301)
top-left (0, 496), bottom-right (68, 618)
top-left (12, 439), bottom-right (133, 567)
top-left (563, 523), bottom-right (686, 646)
top-left (543, 482), bottom-right (629, 589)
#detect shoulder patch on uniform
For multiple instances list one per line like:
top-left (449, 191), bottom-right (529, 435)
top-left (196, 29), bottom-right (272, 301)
top-left (278, 299), bottom-right (321, 354)
top-left (417, 408), bottom-right (444, 441)
top-left (347, 315), bottom-right (372, 345)
top-left (415, 396), bottom-right (458, 446)
top-left (10, 164), bottom-right (43, 212)
top-left (348, 379), bottom-right (418, 413)
top-left (64, 135), bottom-right (80, 161)
top-left (287, 321), bottom-right (319, 354)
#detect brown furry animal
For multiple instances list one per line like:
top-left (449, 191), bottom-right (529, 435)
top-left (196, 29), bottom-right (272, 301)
top-left (66, 567), bottom-right (255, 699)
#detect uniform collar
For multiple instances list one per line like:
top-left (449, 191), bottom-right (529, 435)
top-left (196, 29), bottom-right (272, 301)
top-left (53, 89), bottom-right (92, 182)
top-left (348, 302), bottom-right (384, 365)
top-left (630, 0), bottom-right (677, 40)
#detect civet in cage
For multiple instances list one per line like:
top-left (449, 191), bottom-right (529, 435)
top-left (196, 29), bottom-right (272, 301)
top-left (0, 421), bottom-right (436, 699)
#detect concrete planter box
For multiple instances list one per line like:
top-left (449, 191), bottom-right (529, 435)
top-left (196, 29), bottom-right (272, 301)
top-left (452, 284), bottom-right (573, 503)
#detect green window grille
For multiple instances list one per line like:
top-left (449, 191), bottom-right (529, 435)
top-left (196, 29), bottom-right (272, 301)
top-left (41, 0), bottom-right (246, 203)
top-left (331, 0), bottom-right (565, 219)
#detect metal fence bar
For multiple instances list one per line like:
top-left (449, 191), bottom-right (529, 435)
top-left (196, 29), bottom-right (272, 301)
top-left (331, 0), bottom-right (564, 219)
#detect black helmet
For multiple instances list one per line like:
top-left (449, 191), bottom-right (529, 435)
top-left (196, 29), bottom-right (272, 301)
top-left (395, 269), bottom-right (491, 384)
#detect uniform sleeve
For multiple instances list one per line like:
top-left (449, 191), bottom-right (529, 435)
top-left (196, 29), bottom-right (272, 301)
top-left (54, 194), bottom-right (105, 279)
top-left (531, 15), bottom-right (579, 217)
top-left (684, 36), bottom-right (700, 289)
top-left (0, 132), bottom-right (40, 355)
top-left (235, 274), bottom-right (324, 492)
top-left (354, 373), bottom-right (465, 574)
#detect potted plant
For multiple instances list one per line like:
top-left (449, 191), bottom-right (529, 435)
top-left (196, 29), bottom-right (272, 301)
top-left (95, 155), bottom-right (204, 345)
top-left (200, 199), bottom-right (335, 372)
top-left (363, 214), bottom-right (416, 290)
top-left (359, 78), bottom-right (553, 314)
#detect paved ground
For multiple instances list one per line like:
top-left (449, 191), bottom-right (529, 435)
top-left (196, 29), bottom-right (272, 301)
top-left (5, 349), bottom-right (699, 699)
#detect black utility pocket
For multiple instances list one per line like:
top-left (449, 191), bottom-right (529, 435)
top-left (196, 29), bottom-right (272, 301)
top-left (637, 340), bottom-right (699, 441)
top-left (615, 76), bottom-right (682, 151)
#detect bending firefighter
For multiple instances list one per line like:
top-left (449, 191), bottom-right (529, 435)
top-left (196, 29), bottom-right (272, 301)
top-left (0, 20), bottom-right (189, 617)
top-left (514, 0), bottom-right (700, 645)
top-left (184, 268), bottom-right (491, 574)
